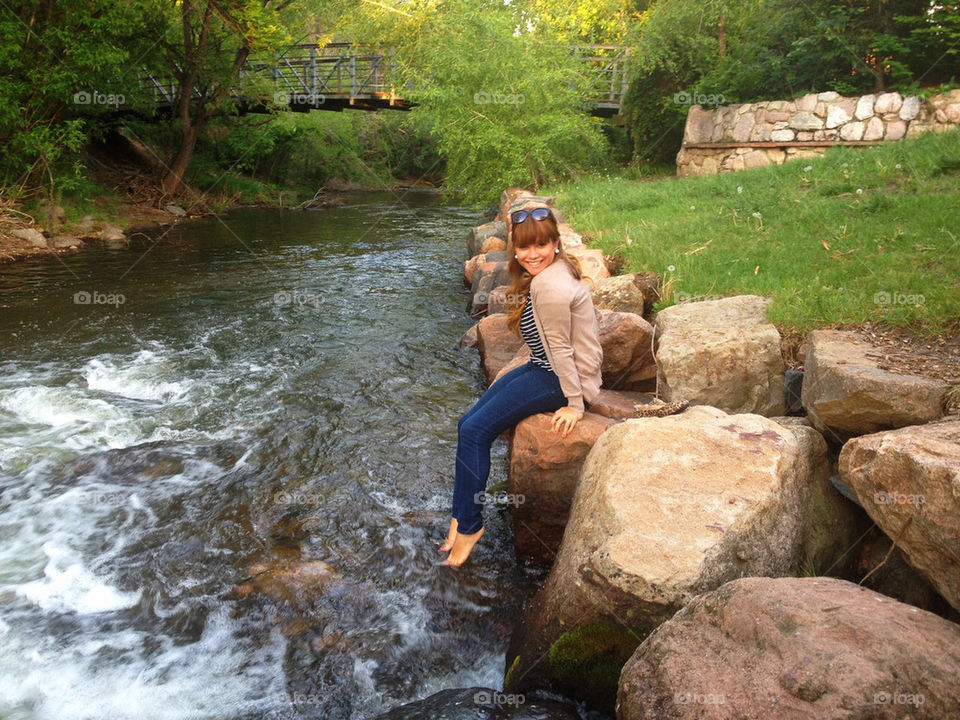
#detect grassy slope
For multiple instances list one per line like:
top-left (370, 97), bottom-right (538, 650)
top-left (547, 129), bottom-right (960, 335)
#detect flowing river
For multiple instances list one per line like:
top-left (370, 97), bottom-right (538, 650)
top-left (0, 193), bottom-right (549, 719)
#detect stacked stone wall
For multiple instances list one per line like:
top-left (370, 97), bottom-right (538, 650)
top-left (677, 89), bottom-right (960, 177)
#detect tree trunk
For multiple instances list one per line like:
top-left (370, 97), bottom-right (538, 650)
top-left (718, 9), bottom-right (727, 57)
top-left (161, 121), bottom-right (202, 197)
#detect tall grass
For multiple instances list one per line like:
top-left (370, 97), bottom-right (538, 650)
top-left (547, 129), bottom-right (960, 334)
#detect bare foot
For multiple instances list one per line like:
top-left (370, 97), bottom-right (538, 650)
top-left (439, 518), bottom-right (458, 553)
top-left (440, 527), bottom-right (485, 567)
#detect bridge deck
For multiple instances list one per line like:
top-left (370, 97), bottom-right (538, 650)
top-left (135, 42), bottom-right (626, 116)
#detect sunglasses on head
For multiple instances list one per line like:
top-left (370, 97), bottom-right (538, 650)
top-left (511, 207), bottom-right (551, 224)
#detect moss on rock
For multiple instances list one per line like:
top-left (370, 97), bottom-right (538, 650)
top-left (547, 623), bottom-right (641, 709)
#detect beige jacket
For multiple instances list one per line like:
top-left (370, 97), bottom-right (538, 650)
top-left (529, 258), bottom-right (603, 412)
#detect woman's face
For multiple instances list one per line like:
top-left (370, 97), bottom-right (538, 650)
top-left (515, 237), bottom-right (558, 276)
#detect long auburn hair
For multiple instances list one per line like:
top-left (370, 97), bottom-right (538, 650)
top-left (505, 208), bottom-right (582, 337)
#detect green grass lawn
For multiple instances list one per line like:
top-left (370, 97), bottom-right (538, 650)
top-left (546, 128), bottom-right (960, 335)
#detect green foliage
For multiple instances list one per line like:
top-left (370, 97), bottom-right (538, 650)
top-left (0, 0), bottom-right (155, 194)
top-left (143, 109), bottom-right (439, 204)
top-left (546, 129), bottom-right (960, 334)
top-left (621, 0), bottom-right (960, 164)
top-left (336, 0), bottom-right (614, 203)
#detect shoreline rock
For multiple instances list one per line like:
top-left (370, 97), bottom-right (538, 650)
top-left (617, 576), bottom-right (960, 719)
top-left (504, 406), bottom-right (864, 707)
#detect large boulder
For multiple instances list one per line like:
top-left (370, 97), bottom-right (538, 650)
top-left (618, 576), bottom-right (960, 720)
top-left (597, 310), bottom-right (657, 392)
top-left (591, 272), bottom-right (660, 319)
top-left (655, 295), bottom-right (785, 416)
top-left (839, 419), bottom-right (960, 611)
top-left (557, 223), bottom-right (584, 250)
top-left (801, 329), bottom-right (948, 441)
top-left (492, 346), bottom-right (531, 385)
top-left (566, 246), bottom-right (610, 285)
top-left (466, 221), bottom-right (507, 257)
top-left (469, 259), bottom-right (511, 316)
top-left (508, 411), bottom-right (618, 565)
top-left (476, 314), bottom-right (524, 385)
top-left (505, 406), bottom-right (862, 708)
top-left (589, 389), bottom-right (654, 421)
top-left (463, 250), bottom-right (507, 287)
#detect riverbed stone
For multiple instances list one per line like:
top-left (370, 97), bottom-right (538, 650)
top-left (617, 576), bottom-right (960, 720)
top-left (375, 687), bottom-right (581, 720)
top-left (51, 235), bottom-right (82, 249)
top-left (800, 329), bottom-right (948, 440)
top-left (237, 559), bottom-right (338, 608)
top-left (839, 419), bottom-right (960, 611)
top-left (508, 410), bottom-right (617, 565)
top-left (459, 323), bottom-right (479, 349)
top-left (505, 406), bottom-right (858, 708)
top-left (476, 314), bottom-right (524, 385)
top-left (655, 295), bottom-right (785, 416)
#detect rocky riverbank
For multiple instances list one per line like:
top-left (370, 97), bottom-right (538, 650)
top-left (457, 187), bottom-right (960, 719)
top-left (0, 198), bottom-right (190, 264)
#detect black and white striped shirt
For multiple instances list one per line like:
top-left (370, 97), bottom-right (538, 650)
top-left (520, 292), bottom-right (553, 371)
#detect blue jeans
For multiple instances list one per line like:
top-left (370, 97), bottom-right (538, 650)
top-left (452, 361), bottom-right (567, 534)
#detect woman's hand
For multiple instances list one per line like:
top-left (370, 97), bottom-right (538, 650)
top-left (550, 406), bottom-right (583, 438)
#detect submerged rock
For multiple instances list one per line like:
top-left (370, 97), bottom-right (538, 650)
top-left (618, 576), bottom-right (960, 719)
top-left (375, 687), bottom-right (581, 720)
top-left (236, 559), bottom-right (338, 608)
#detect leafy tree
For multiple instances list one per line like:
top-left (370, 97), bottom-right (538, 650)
top-left (0, 0), bottom-right (154, 194)
top-left (143, 0), bottom-right (333, 197)
top-left (334, 0), bottom-right (612, 202)
top-left (621, 0), bottom-right (960, 165)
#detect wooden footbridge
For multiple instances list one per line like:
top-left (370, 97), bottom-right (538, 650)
top-left (135, 43), bottom-right (629, 117)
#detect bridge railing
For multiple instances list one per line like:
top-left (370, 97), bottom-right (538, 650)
top-left (576, 44), bottom-right (630, 114)
top-left (137, 43), bottom-right (402, 108)
top-left (135, 42), bottom-right (628, 113)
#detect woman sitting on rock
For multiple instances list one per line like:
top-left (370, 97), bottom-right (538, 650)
top-left (440, 202), bottom-right (603, 566)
